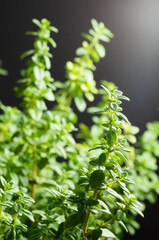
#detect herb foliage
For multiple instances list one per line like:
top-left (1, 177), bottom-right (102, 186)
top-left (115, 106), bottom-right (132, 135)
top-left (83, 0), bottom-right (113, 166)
top-left (0, 18), bottom-right (158, 240)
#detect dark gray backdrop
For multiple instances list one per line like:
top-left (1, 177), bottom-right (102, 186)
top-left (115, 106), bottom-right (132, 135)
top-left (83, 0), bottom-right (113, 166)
top-left (0, 1), bottom-right (159, 239)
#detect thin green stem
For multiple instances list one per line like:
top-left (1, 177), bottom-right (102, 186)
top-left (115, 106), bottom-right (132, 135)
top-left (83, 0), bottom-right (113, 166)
top-left (83, 189), bottom-right (98, 236)
top-left (101, 216), bottom-right (116, 228)
top-left (43, 229), bottom-right (48, 240)
top-left (13, 213), bottom-right (18, 240)
top-left (0, 193), bottom-right (6, 218)
top-left (105, 152), bottom-right (110, 165)
top-left (0, 194), bottom-right (5, 234)
top-left (31, 162), bottom-right (37, 202)
top-left (107, 180), bottom-right (117, 187)
top-left (31, 144), bottom-right (37, 203)
top-left (83, 211), bottom-right (91, 236)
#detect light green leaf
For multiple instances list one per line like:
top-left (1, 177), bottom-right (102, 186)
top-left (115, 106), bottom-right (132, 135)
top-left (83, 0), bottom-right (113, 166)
top-left (76, 47), bottom-right (88, 56)
top-left (0, 176), bottom-right (7, 188)
top-left (116, 112), bottom-right (129, 124)
top-left (98, 199), bottom-right (111, 214)
top-left (95, 43), bottom-right (106, 58)
top-left (21, 209), bottom-right (34, 222)
top-left (49, 26), bottom-right (58, 33)
top-left (129, 205), bottom-right (144, 217)
top-left (106, 187), bottom-right (125, 202)
top-left (115, 151), bottom-right (128, 166)
top-left (101, 228), bottom-right (116, 238)
top-left (91, 19), bottom-right (99, 31)
top-left (74, 96), bottom-right (86, 112)
top-left (118, 221), bottom-right (128, 232)
top-left (32, 18), bottom-right (42, 27)
top-left (44, 90), bottom-right (55, 101)
top-left (101, 84), bottom-right (111, 97)
top-left (116, 209), bottom-right (126, 221)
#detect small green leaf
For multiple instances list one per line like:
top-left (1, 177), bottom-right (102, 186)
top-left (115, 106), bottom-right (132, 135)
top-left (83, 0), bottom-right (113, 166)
top-left (89, 170), bottom-right (105, 189)
top-left (101, 84), bottom-right (111, 97)
top-left (99, 34), bottom-right (111, 42)
top-left (49, 26), bottom-right (58, 33)
top-left (74, 96), bottom-right (86, 112)
top-left (90, 49), bottom-right (100, 62)
top-left (44, 90), bottom-right (55, 101)
top-left (21, 209), bottom-right (34, 222)
top-left (82, 33), bottom-right (92, 41)
top-left (101, 228), bottom-right (116, 238)
top-left (79, 177), bottom-right (89, 186)
top-left (68, 196), bottom-right (79, 203)
top-left (91, 19), bottom-right (99, 31)
top-left (98, 152), bottom-right (106, 164)
top-left (92, 229), bottom-right (102, 240)
top-left (116, 112), bottom-right (129, 124)
top-left (116, 209), bottom-right (126, 221)
top-left (65, 213), bottom-right (80, 229)
top-left (110, 103), bottom-right (118, 111)
top-left (32, 210), bottom-right (46, 218)
top-left (0, 202), bottom-right (13, 208)
top-left (76, 47), bottom-right (88, 56)
top-left (118, 221), bottom-right (128, 232)
top-left (89, 158), bottom-right (100, 166)
top-left (107, 130), bottom-right (117, 147)
top-left (44, 55), bottom-right (51, 69)
top-left (106, 187), bottom-right (125, 202)
top-left (47, 37), bottom-right (57, 48)
top-left (115, 151), bottom-right (128, 166)
top-left (0, 68), bottom-right (8, 76)
top-left (78, 202), bottom-right (86, 223)
top-left (32, 18), bottom-right (42, 27)
top-left (129, 205), bottom-right (144, 217)
top-left (20, 49), bottom-right (35, 59)
top-left (0, 176), bottom-right (7, 188)
top-left (95, 43), bottom-right (106, 58)
top-left (85, 198), bottom-right (99, 206)
top-left (118, 95), bottom-right (130, 101)
top-left (105, 163), bottom-right (116, 170)
top-left (4, 228), bottom-right (14, 239)
top-left (98, 199), bottom-right (111, 214)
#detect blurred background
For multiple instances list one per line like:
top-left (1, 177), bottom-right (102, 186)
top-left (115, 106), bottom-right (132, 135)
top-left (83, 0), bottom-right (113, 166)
top-left (0, 0), bottom-right (159, 239)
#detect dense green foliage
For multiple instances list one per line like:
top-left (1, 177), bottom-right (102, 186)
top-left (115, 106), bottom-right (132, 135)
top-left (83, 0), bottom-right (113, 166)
top-left (0, 18), bottom-right (159, 239)
top-left (79, 81), bottom-right (159, 237)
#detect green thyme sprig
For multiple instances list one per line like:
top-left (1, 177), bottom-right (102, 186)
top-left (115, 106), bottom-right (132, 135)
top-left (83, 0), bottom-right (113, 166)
top-left (56, 19), bottom-right (114, 112)
top-left (0, 176), bottom-right (34, 239)
top-left (14, 18), bottom-right (58, 112)
top-left (41, 84), bottom-right (143, 240)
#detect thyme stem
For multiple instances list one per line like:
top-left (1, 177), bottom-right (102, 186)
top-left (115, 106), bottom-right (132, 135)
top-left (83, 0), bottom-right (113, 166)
top-left (83, 189), bottom-right (98, 236)
top-left (31, 144), bottom-right (37, 203)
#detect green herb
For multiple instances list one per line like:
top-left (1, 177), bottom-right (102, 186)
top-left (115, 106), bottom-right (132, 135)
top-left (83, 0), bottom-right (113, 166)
top-left (0, 17), bottom-right (158, 240)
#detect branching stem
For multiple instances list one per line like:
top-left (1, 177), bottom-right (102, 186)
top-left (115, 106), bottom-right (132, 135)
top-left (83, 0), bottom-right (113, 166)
top-left (31, 162), bottom-right (37, 201)
top-left (101, 216), bottom-right (116, 228)
top-left (83, 189), bottom-right (98, 236)
top-left (31, 144), bottom-right (37, 203)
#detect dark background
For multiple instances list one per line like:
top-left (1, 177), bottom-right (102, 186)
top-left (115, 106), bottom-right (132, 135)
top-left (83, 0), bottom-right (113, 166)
top-left (0, 0), bottom-right (159, 239)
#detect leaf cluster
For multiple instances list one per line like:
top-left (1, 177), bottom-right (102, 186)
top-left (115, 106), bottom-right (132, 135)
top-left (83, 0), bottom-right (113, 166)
top-left (0, 17), bottom-right (158, 240)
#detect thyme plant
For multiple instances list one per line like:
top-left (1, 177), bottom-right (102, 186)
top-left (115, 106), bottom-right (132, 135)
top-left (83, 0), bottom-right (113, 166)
top-left (0, 177), bottom-right (34, 239)
top-left (78, 81), bottom-right (159, 238)
top-left (0, 17), bottom-right (158, 240)
top-left (44, 84), bottom-right (143, 240)
top-left (55, 19), bottom-right (113, 112)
